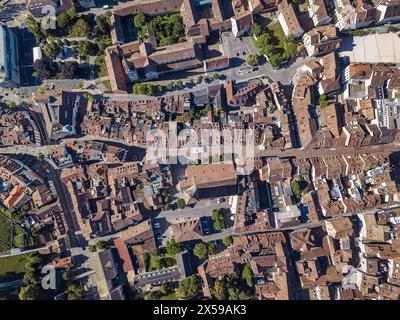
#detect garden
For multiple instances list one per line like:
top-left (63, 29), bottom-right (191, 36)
top-left (252, 22), bottom-right (298, 69)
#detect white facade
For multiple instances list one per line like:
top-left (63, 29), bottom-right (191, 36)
top-left (302, 33), bottom-right (316, 56)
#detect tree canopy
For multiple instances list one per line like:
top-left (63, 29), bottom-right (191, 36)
top-left (176, 276), bottom-right (199, 299)
top-left (166, 238), bottom-right (182, 256)
top-left (241, 262), bottom-right (253, 288)
top-left (193, 242), bottom-right (208, 259)
top-left (211, 209), bottom-right (225, 231)
top-left (150, 13), bottom-right (185, 46)
top-left (246, 54), bottom-right (261, 67)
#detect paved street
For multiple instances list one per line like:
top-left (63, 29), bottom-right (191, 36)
top-left (156, 202), bottom-right (230, 224)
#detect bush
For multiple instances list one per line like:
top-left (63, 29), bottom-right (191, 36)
top-left (176, 199), bottom-right (186, 209)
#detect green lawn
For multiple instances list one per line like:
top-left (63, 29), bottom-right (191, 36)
top-left (0, 253), bottom-right (29, 282)
top-left (94, 54), bottom-right (107, 78)
top-left (267, 23), bottom-right (286, 48)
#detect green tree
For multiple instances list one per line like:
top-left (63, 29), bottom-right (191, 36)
top-left (27, 16), bottom-right (43, 43)
top-left (290, 180), bottom-right (302, 202)
top-left (254, 33), bottom-right (271, 56)
top-left (211, 209), bottom-right (225, 231)
top-left (7, 101), bottom-right (16, 109)
top-left (83, 92), bottom-right (94, 101)
top-left (96, 14), bottom-right (111, 35)
top-left (66, 283), bottom-right (84, 300)
top-left (246, 54), bottom-right (261, 67)
top-left (43, 42), bottom-right (60, 59)
top-left (19, 284), bottom-right (40, 300)
top-left (37, 153), bottom-right (45, 161)
top-left (144, 291), bottom-right (159, 300)
top-left (212, 278), bottom-right (226, 300)
top-left (149, 250), bottom-right (162, 270)
top-left (89, 244), bottom-right (97, 252)
top-left (176, 80), bottom-right (184, 89)
top-left (241, 262), bottom-right (253, 288)
top-left (69, 19), bottom-right (90, 37)
top-left (193, 242), bottom-right (208, 259)
top-left (196, 75), bottom-right (203, 84)
top-left (23, 271), bottom-right (38, 286)
top-left (269, 53), bottom-right (282, 69)
top-left (57, 12), bottom-right (71, 29)
top-left (228, 287), bottom-right (251, 300)
top-left (167, 82), bottom-right (174, 91)
top-left (166, 238), bottom-right (182, 256)
top-left (134, 12), bottom-right (146, 28)
top-left (207, 242), bottom-right (217, 255)
top-left (212, 73), bottom-right (220, 80)
top-left (282, 37), bottom-right (297, 60)
top-left (57, 6), bottom-right (77, 29)
top-left (25, 254), bottom-right (42, 271)
top-left (222, 236), bottom-right (233, 247)
top-left (176, 276), bottom-right (199, 299)
top-left (63, 269), bottom-right (73, 282)
top-left (96, 240), bottom-right (109, 250)
top-left (319, 94), bottom-right (328, 108)
top-left (176, 198), bottom-right (186, 209)
top-left (251, 23), bottom-right (262, 37)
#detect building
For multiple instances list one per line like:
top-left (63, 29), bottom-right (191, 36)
top-left (170, 218), bottom-right (204, 243)
top-left (278, 2), bottom-right (304, 38)
top-left (308, 0), bottom-right (332, 27)
top-left (0, 24), bottom-right (40, 87)
top-left (302, 25), bottom-right (342, 57)
top-left (231, 12), bottom-right (254, 38)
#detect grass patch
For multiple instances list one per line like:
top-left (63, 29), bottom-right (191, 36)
top-left (267, 23), bottom-right (286, 48)
top-left (102, 80), bottom-right (112, 93)
top-left (0, 253), bottom-right (29, 282)
top-left (94, 54), bottom-right (107, 78)
top-left (12, 230), bottom-right (25, 248)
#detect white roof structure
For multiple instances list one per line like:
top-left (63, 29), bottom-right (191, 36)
top-left (339, 32), bottom-right (400, 63)
top-left (33, 46), bottom-right (43, 63)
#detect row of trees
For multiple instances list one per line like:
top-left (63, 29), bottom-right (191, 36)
top-left (18, 254), bottom-right (43, 300)
top-left (211, 209), bottom-right (225, 231)
top-left (193, 241), bottom-right (217, 260)
top-left (133, 83), bottom-right (163, 96)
